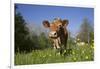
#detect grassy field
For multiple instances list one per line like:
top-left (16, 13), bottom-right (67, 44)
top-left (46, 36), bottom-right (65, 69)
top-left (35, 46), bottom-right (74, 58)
top-left (15, 42), bottom-right (94, 65)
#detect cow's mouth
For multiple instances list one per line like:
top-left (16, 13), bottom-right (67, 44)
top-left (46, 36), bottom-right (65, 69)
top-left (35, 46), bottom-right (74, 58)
top-left (49, 36), bottom-right (59, 39)
top-left (49, 31), bottom-right (61, 39)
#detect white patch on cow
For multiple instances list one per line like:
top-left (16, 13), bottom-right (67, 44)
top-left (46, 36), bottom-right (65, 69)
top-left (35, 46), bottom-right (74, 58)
top-left (58, 37), bottom-right (61, 45)
top-left (53, 42), bottom-right (56, 49)
top-left (49, 31), bottom-right (57, 37)
top-left (53, 37), bottom-right (61, 49)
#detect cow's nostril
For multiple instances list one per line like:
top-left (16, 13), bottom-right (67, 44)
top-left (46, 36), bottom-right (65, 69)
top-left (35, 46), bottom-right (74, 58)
top-left (59, 25), bottom-right (61, 27)
top-left (54, 33), bottom-right (57, 35)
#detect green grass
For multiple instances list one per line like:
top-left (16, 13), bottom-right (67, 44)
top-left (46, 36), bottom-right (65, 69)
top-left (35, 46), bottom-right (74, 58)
top-left (15, 43), bottom-right (94, 65)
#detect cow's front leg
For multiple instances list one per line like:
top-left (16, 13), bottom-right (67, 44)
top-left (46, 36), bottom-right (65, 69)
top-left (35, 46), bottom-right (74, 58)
top-left (53, 42), bottom-right (56, 49)
top-left (55, 39), bottom-right (60, 49)
top-left (58, 37), bottom-right (61, 45)
top-left (52, 39), bottom-right (57, 50)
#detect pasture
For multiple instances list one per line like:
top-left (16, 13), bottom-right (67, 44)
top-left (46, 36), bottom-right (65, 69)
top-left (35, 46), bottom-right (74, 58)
top-left (14, 4), bottom-right (94, 65)
top-left (15, 42), bottom-right (94, 65)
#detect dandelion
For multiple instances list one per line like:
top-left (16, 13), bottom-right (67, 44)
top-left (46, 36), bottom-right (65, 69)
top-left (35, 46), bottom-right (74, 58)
top-left (89, 50), bottom-right (91, 53)
top-left (85, 56), bottom-right (89, 59)
top-left (80, 42), bottom-right (85, 46)
top-left (74, 40), bottom-right (77, 43)
top-left (77, 38), bottom-right (80, 40)
top-left (64, 50), bottom-right (66, 53)
top-left (77, 42), bottom-right (85, 46)
top-left (72, 51), bottom-right (75, 55)
top-left (49, 54), bottom-right (51, 57)
top-left (43, 55), bottom-right (46, 58)
top-left (77, 38), bottom-right (80, 41)
top-left (73, 57), bottom-right (77, 61)
top-left (82, 50), bottom-right (84, 54)
top-left (56, 52), bottom-right (60, 56)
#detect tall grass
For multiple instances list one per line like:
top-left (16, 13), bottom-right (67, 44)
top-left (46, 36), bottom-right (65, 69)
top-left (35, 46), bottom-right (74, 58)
top-left (15, 42), bottom-right (94, 65)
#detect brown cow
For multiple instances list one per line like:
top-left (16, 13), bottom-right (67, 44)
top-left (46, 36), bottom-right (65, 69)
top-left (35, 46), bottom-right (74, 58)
top-left (42, 18), bottom-right (69, 54)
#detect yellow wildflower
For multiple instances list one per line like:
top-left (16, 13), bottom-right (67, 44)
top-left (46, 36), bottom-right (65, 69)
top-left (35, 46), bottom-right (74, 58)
top-left (85, 56), bottom-right (89, 59)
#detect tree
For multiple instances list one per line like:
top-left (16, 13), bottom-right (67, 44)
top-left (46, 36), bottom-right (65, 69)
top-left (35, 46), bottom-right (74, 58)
top-left (67, 31), bottom-right (76, 49)
top-left (38, 32), bottom-right (50, 49)
top-left (15, 6), bottom-right (29, 53)
top-left (29, 31), bottom-right (40, 50)
top-left (76, 18), bottom-right (94, 43)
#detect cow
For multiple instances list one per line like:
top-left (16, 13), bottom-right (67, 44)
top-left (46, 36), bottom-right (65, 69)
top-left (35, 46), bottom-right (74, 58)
top-left (42, 18), bottom-right (69, 55)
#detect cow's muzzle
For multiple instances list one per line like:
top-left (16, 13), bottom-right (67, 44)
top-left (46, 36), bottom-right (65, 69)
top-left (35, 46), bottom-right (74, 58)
top-left (49, 31), bottom-right (58, 38)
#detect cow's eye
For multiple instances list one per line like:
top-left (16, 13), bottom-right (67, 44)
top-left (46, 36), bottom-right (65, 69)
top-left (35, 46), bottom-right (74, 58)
top-left (58, 25), bottom-right (62, 28)
top-left (59, 25), bottom-right (61, 27)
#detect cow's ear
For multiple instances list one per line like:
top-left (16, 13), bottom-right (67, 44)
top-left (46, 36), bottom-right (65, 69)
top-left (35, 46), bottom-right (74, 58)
top-left (42, 20), bottom-right (50, 28)
top-left (62, 19), bottom-right (69, 26)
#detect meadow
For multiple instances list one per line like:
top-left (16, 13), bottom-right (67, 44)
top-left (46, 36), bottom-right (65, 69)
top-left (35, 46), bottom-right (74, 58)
top-left (15, 41), bottom-right (94, 65)
top-left (15, 5), bottom-right (94, 65)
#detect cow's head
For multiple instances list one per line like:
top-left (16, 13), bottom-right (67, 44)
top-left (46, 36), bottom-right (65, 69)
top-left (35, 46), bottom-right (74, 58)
top-left (42, 18), bottom-right (69, 39)
top-left (42, 18), bottom-right (69, 50)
